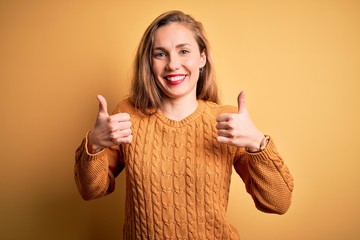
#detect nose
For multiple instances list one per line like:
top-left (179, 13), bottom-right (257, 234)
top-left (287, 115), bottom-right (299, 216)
top-left (166, 54), bottom-right (180, 71)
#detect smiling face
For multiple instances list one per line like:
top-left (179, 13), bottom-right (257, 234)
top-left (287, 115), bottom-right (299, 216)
top-left (151, 22), bottom-right (206, 102)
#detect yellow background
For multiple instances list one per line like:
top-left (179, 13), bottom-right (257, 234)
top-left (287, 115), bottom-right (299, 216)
top-left (1, 0), bottom-right (359, 239)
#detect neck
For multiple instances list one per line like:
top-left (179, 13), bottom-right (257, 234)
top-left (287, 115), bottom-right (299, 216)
top-left (160, 97), bottom-right (198, 121)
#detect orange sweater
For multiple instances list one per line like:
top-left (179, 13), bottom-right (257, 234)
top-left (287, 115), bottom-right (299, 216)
top-left (74, 99), bottom-right (293, 240)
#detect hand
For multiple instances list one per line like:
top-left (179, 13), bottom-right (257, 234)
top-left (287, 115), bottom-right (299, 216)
top-left (216, 91), bottom-right (264, 149)
top-left (88, 95), bottom-right (132, 153)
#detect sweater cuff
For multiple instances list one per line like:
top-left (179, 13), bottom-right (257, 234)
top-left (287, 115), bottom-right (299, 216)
top-left (245, 137), bottom-right (279, 162)
top-left (83, 131), bottom-right (107, 158)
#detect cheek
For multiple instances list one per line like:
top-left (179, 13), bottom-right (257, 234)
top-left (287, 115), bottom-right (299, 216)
top-left (184, 59), bottom-right (200, 71)
top-left (189, 55), bottom-right (203, 68)
top-left (151, 61), bottom-right (161, 76)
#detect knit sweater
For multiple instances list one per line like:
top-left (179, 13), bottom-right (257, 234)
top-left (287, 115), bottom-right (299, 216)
top-left (74, 99), bottom-right (294, 240)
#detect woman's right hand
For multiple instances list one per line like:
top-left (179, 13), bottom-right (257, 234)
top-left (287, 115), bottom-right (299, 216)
top-left (87, 95), bottom-right (133, 154)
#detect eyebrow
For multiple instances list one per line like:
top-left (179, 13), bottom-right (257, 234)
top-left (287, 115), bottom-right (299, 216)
top-left (152, 43), bottom-right (192, 51)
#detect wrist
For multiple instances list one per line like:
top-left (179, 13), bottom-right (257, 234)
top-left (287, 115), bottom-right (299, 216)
top-left (248, 131), bottom-right (265, 148)
top-left (87, 131), bottom-right (104, 154)
top-left (246, 135), bottom-right (270, 153)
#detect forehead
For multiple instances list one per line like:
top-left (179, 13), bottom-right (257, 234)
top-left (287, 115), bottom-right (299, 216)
top-left (153, 22), bottom-right (197, 47)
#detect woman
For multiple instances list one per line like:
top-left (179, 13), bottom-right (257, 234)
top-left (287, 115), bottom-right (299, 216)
top-left (75, 10), bottom-right (294, 239)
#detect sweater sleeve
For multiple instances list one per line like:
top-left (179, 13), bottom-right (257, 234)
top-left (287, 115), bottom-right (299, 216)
top-left (74, 132), bottom-right (125, 200)
top-left (233, 137), bottom-right (294, 214)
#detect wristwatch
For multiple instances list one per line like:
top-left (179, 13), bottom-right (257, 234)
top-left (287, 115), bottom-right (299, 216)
top-left (246, 135), bottom-right (270, 153)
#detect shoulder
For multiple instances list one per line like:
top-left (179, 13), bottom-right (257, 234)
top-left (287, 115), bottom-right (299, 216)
top-left (112, 98), bottom-right (145, 119)
top-left (203, 101), bottom-right (238, 117)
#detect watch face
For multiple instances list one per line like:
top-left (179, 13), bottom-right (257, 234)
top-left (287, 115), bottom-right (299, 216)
top-left (260, 136), bottom-right (270, 150)
top-left (246, 136), bottom-right (270, 153)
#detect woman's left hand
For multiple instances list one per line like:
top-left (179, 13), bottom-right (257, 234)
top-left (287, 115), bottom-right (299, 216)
top-left (216, 91), bottom-right (264, 149)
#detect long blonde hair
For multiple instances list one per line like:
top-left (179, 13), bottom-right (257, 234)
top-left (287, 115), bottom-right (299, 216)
top-left (129, 10), bottom-right (219, 114)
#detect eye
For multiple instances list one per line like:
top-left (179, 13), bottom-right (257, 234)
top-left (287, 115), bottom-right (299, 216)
top-left (179, 49), bottom-right (190, 54)
top-left (153, 52), bottom-right (166, 58)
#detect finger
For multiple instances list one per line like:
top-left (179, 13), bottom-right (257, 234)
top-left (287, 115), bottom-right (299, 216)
top-left (110, 113), bottom-right (131, 122)
top-left (216, 122), bottom-right (230, 130)
top-left (108, 121), bottom-right (132, 133)
top-left (216, 113), bottom-right (232, 122)
top-left (123, 134), bottom-right (133, 144)
top-left (119, 128), bottom-right (132, 137)
top-left (97, 95), bottom-right (109, 116)
top-left (110, 128), bottom-right (132, 139)
top-left (237, 91), bottom-right (247, 114)
top-left (112, 132), bottom-right (133, 145)
top-left (217, 129), bottom-right (233, 138)
top-left (217, 136), bottom-right (233, 145)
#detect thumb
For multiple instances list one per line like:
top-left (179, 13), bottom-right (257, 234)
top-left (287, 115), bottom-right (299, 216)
top-left (96, 95), bottom-right (109, 116)
top-left (237, 91), bottom-right (247, 114)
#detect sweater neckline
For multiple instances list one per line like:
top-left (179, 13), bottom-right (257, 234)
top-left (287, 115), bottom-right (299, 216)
top-left (154, 100), bottom-right (206, 127)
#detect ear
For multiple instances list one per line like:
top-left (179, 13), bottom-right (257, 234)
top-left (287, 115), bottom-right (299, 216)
top-left (200, 51), bottom-right (207, 68)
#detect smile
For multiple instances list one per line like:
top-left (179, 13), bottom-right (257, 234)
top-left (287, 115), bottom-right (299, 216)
top-left (165, 74), bottom-right (187, 85)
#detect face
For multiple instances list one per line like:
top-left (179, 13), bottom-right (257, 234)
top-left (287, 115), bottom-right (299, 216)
top-left (151, 22), bottom-right (206, 102)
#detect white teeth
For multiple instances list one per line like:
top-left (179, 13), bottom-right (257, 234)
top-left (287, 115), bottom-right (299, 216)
top-left (166, 76), bottom-right (185, 81)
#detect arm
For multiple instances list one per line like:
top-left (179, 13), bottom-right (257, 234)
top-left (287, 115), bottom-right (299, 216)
top-left (234, 138), bottom-right (294, 214)
top-left (74, 95), bottom-right (132, 200)
top-left (74, 132), bottom-right (125, 200)
top-left (216, 92), bottom-right (293, 213)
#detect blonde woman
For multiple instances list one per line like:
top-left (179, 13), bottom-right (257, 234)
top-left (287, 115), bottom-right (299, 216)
top-left (75, 10), bottom-right (294, 239)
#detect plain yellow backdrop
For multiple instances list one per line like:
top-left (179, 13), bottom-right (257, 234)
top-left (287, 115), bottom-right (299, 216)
top-left (1, 0), bottom-right (359, 239)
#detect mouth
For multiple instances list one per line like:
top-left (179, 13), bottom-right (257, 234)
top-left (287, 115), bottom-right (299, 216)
top-left (164, 74), bottom-right (187, 85)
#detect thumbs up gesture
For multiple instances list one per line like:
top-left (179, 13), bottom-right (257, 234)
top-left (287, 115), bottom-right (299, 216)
top-left (87, 95), bottom-right (133, 154)
top-left (216, 91), bottom-right (264, 149)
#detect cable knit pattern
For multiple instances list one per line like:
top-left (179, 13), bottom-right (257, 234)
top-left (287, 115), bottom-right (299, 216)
top-left (74, 99), bottom-right (294, 239)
